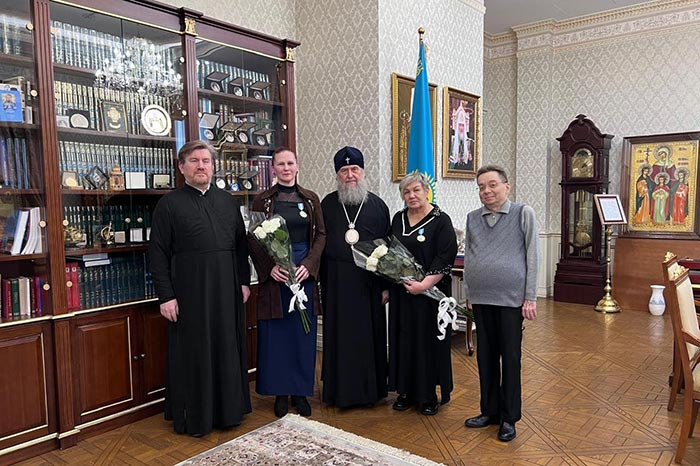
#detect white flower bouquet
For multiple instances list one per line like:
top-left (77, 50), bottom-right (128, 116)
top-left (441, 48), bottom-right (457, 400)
top-left (249, 213), bottom-right (311, 333)
top-left (352, 236), bottom-right (473, 340)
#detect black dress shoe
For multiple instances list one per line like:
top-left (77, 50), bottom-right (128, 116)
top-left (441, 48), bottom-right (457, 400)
top-left (498, 421), bottom-right (516, 442)
top-left (420, 400), bottom-right (439, 416)
top-left (292, 396), bottom-right (312, 416)
top-left (464, 414), bottom-right (501, 428)
top-left (392, 394), bottom-right (414, 411)
top-left (274, 395), bottom-right (289, 418)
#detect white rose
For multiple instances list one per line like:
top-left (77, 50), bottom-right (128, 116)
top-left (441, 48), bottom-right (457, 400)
top-left (270, 217), bottom-right (282, 230)
top-left (366, 256), bottom-right (379, 272)
top-left (371, 244), bottom-right (389, 259)
top-left (262, 219), bottom-right (277, 234)
top-left (254, 226), bottom-right (266, 240)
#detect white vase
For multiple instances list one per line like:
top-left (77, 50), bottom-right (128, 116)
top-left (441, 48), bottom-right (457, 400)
top-left (649, 285), bottom-right (666, 316)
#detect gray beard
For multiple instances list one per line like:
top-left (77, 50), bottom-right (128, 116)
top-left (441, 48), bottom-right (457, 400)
top-left (337, 178), bottom-right (369, 205)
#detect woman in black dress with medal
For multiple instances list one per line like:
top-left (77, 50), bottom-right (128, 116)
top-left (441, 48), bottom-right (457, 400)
top-left (389, 171), bottom-right (458, 415)
top-left (248, 148), bottom-right (326, 417)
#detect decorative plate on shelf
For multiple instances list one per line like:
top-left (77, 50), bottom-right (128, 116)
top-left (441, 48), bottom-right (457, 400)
top-left (141, 104), bottom-right (172, 136)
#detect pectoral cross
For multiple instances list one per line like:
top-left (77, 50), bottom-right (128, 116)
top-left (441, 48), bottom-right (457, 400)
top-left (346, 156), bottom-right (350, 164)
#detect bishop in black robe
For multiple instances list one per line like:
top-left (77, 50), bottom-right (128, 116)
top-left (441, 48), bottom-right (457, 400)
top-left (320, 190), bottom-right (391, 408)
top-left (149, 183), bottom-right (251, 436)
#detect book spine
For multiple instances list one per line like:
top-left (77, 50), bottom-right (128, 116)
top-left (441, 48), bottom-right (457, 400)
top-left (65, 264), bottom-right (73, 309)
top-left (2, 279), bottom-right (10, 320)
top-left (10, 277), bottom-right (19, 318)
top-left (70, 262), bottom-right (79, 310)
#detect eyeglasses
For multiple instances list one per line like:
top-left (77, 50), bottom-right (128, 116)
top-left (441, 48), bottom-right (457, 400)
top-left (477, 181), bottom-right (506, 192)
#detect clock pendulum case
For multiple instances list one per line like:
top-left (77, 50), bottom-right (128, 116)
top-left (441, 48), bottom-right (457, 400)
top-left (554, 114), bottom-right (614, 305)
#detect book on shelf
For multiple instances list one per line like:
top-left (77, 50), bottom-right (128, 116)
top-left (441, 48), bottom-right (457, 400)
top-left (0, 136), bottom-right (30, 189)
top-left (2, 209), bottom-right (28, 255)
top-left (0, 207), bottom-right (43, 255)
top-left (20, 207), bottom-right (42, 255)
top-left (0, 274), bottom-right (46, 321)
top-left (66, 252), bottom-right (111, 267)
top-left (18, 276), bottom-right (30, 317)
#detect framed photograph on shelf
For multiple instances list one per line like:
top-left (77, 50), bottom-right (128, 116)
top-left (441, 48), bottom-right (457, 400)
top-left (391, 73), bottom-right (437, 181)
top-left (442, 87), bottom-right (480, 179)
top-left (593, 194), bottom-right (627, 225)
top-left (101, 101), bottom-right (127, 133)
top-left (620, 131), bottom-right (699, 239)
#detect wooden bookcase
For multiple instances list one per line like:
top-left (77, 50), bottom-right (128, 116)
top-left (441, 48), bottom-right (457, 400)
top-left (0, 0), bottom-right (297, 462)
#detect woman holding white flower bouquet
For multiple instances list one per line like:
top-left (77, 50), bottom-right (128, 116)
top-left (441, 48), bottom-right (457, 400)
top-left (389, 171), bottom-right (458, 416)
top-left (247, 147), bottom-right (326, 418)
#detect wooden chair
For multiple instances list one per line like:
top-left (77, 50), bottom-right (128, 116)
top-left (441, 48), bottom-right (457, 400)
top-left (666, 266), bottom-right (700, 463)
top-left (666, 252), bottom-right (700, 411)
top-left (664, 252), bottom-right (682, 411)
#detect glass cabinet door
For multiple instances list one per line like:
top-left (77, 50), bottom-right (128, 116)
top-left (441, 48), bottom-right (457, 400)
top-left (195, 38), bottom-right (285, 215)
top-left (0, 0), bottom-right (51, 323)
top-left (567, 189), bottom-right (593, 258)
top-left (49, 1), bottom-right (184, 312)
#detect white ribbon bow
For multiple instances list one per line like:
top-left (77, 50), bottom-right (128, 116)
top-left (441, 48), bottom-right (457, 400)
top-left (288, 282), bottom-right (308, 313)
top-left (437, 296), bottom-right (459, 341)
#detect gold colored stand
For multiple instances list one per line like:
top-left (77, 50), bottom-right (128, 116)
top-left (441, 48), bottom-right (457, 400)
top-left (595, 226), bottom-right (621, 313)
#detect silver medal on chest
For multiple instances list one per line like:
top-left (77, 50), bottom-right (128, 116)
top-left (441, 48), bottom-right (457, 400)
top-left (345, 224), bottom-right (359, 245)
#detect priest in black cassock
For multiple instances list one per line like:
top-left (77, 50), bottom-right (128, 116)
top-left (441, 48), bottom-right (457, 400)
top-left (149, 140), bottom-right (251, 437)
top-left (321, 146), bottom-right (391, 408)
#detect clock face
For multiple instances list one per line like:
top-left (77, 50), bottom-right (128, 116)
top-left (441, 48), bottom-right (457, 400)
top-left (571, 148), bottom-right (594, 178)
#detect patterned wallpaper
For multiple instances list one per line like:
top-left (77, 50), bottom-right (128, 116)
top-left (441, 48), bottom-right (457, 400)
top-left (547, 25), bottom-right (700, 232)
top-left (484, 23), bottom-right (700, 234)
top-left (173, 0), bottom-right (296, 40)
top-left (294, 0), bottom-right (380, 197)
top-left (482, 57), bottom-right (517, 196)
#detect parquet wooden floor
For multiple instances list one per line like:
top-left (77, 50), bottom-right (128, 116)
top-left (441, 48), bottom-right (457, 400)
top-left (13, 298), bottom-right (700, 465)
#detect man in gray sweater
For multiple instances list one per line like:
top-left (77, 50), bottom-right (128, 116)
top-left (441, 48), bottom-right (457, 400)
top-left (463, 165), bottom-right (539, 442)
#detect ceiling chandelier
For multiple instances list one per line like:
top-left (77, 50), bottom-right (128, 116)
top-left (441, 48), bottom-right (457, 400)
top-left (94, 37), bottom-right (182, 97)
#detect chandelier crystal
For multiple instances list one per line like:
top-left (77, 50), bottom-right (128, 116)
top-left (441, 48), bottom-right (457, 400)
top-left (94, 37), bottom-right (182, 97)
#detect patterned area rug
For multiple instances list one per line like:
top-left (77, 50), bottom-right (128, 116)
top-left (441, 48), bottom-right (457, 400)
top-left (176, 414), bottom-right (444, 465)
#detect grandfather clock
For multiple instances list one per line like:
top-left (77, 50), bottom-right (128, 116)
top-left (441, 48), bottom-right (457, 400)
top-left (554, 115), bottom-right (613, 304)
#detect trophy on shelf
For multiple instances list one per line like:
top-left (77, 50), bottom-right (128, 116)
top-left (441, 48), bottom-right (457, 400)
top-left (199, 112), bottom-right (220, 141)
top-left (228, 76), bottom-right (249, 97)
top-left (247, 80), bottom-right (270, 100)
top-left (63, 219), bottom-right (86, 248)
top-left (98, 222), bottom-right (115, 246)
top-left (205, 71), bottom-right (229, 92)
top-left (218, 121), bottom-right (239, 144)
top-left (109, 165), bottom-right (125, 191)
top-left (85, 166), bottom-right (109, 190)
top-left (252, 127), bottom-right (273, 147)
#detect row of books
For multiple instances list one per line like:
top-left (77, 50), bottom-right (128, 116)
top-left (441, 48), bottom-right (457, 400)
top-left (0, 15), bottom-right (24, 56)
top-left (63, 204), bottom-right (153, 248)
top-left (0, 207), bottom-right (43, 255)
top-left (0, 136), bottom-right (30, 189)
top-left (50, 21), bottom-right (178, 76)
top-left (243, 158), bottom-right (273, 192)
top-left (198, 59), bottom-right (271, 101)
top-left (54, 81), bottom-right (175, 136)
top-left (0, 275), bottom-right (45, 321)
top-left (58, 141), bottom-right (175, 190)
top-left (68, 254), bottom-right (155, 311)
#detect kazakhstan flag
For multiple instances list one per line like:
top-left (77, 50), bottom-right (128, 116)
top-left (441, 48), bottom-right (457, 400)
top-left (406, 30), bottom-right (436, 202)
